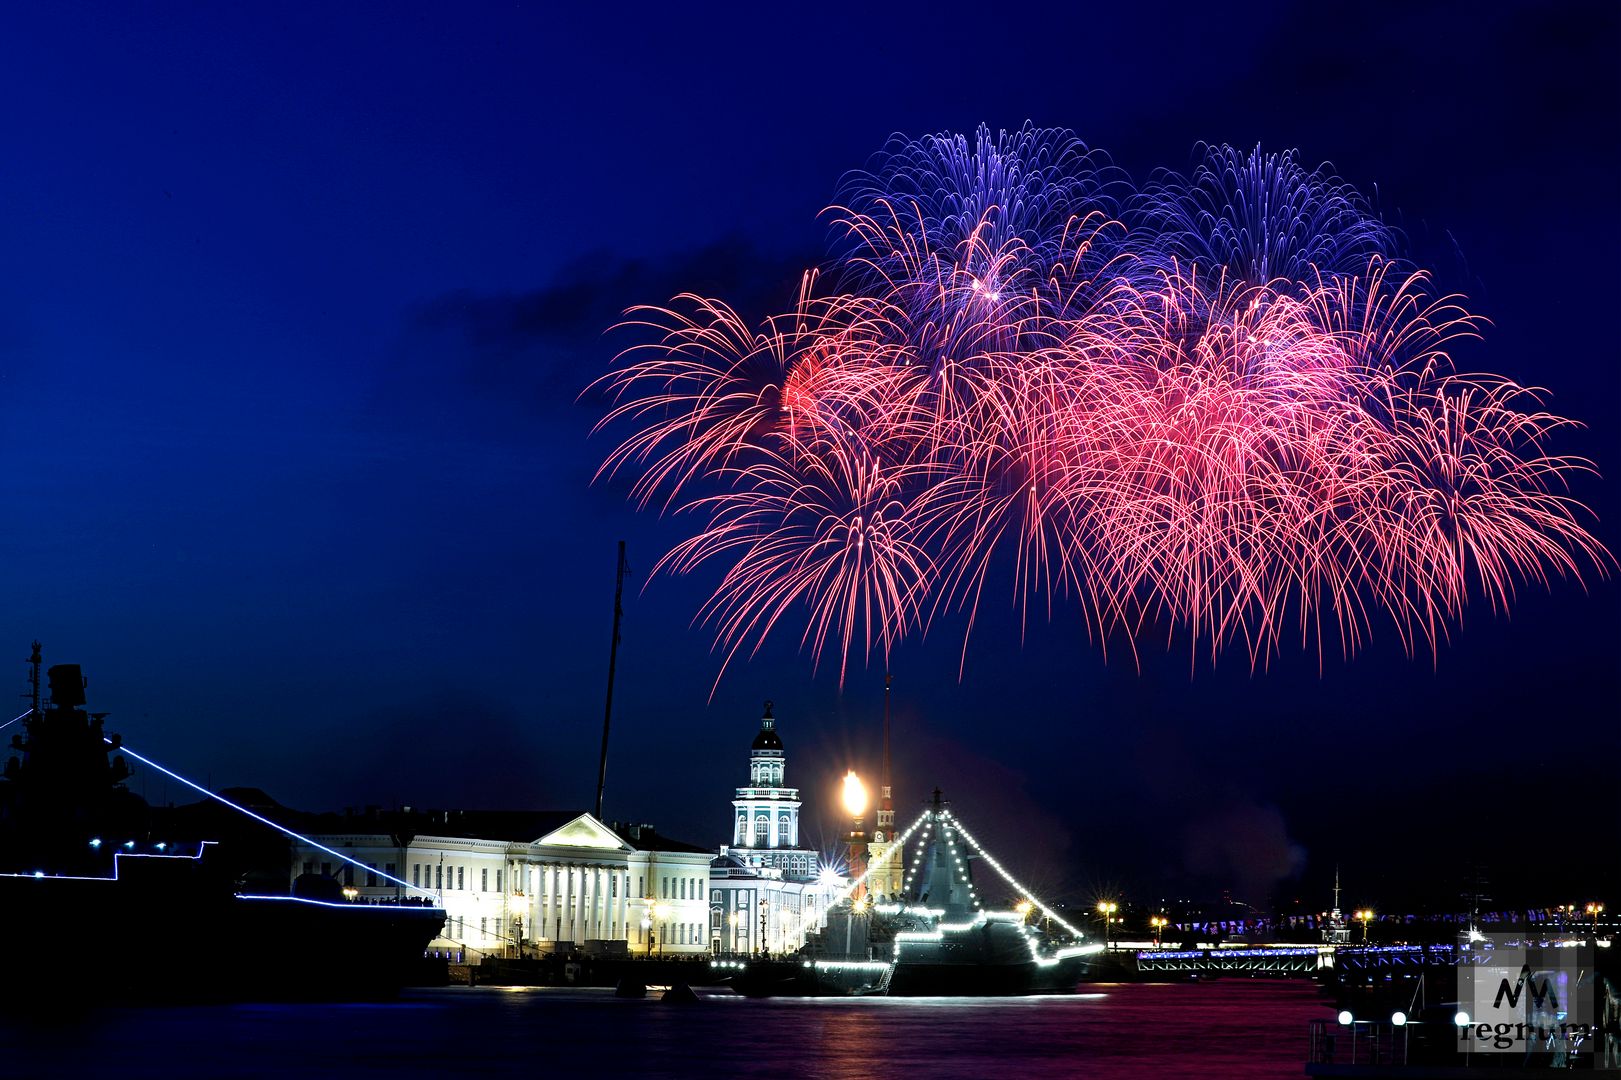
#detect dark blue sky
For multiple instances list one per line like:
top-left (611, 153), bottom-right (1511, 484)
top-left (4, 2), bottom-right (1616, 911)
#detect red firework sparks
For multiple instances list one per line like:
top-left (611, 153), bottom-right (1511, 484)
top-left (588, 127), bottom-right (1610, 685)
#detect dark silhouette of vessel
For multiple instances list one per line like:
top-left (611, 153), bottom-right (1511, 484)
top-left (730, 789), bottom-right (1097, 997)
top-left (0, 645), bottom-right (443, 1002)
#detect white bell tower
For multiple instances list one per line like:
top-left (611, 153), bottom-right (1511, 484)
top-left (732, 701), bottom-right (801, 851)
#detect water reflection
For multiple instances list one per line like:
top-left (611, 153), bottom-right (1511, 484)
top-left (0, 981), bottom-right (1332, 1079)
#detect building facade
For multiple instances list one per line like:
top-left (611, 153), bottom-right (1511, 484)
top-left (728, 701), bottom-right (819, 876)
top-left (292, 810), bottom-right (712, 960)
top-left (710, 704), bottom-right (840, 955)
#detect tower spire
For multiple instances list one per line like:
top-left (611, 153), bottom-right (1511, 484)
top-left (880, 673), bottom-right (892, 805)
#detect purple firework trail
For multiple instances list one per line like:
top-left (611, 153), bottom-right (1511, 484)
top-left (589, 125), bottom-right (1610, 686)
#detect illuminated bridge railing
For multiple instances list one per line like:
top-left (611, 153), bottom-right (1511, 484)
top-left (1333, 943), bottom-right (1460, 969)
top-left (1134, 946), bottom-right (1333, 974)
top-left (1136, 942), bottom-right (1490, 975)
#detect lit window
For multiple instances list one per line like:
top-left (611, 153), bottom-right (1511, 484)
top-left (458, 867), bottom-right (465, 891)
top-left (482, 869), bottom-right (489, 892)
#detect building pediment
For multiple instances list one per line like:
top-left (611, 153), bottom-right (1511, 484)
top-left (535, 813), bottom-right (634, 852)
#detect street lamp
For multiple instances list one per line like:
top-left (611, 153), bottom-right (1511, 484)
top-left (1098, 901), bottom-right (1118, 948)
top-left (1355, 909), bottom-right (1374, 944)
top-left (641, 914), bottom-right (653, 958)
top-left (651, 901), bottom-right (670, 958)
top-left (843, 772), bottom-right (869, 902)
top-left (758, 899), bottom-right (769, 958)
top-left (1149, 915), bottom-right (1167, 947)
top-left (1587, 901), bottom-right (1605, 936)
top-left (1015, 899), bottom-right (1034, 923)
top-left (728, 910), bottom-right (741, 957)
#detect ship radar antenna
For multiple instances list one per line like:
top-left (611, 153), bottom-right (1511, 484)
top-left (25, 641), bottom-right (42, 719)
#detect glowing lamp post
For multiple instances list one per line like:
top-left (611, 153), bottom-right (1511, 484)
top-left (645, 900), bottom-right (671, 958)
top-left (1098, 901), bottom-right (1118, 949)
top-left (1587, 901), bottom-right (1605, 936)
top-left (1149, 915), bottom-right (1167, 948)
top-left (843, 771), bottom-right (869, 903)
top-left (1355, 909), bottom-right (1374, 944)
top-left (1015, 899), bottom-right (1034, 923)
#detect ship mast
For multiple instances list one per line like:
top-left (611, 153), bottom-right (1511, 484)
top-left (25, 641), bottom-right (42, 721)
top-left (594, 541), bottom-right (627, 821)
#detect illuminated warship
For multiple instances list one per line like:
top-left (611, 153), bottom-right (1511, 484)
top-left (730, 789), bottom-right (1099, 996)
top-left (0, 645), bottom-right (443, 1001)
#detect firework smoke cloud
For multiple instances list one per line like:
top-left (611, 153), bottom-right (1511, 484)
top-left (589, 125), bottom-right (1609, 685)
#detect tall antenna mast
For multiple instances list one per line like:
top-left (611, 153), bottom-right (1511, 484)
top-left (594, 541), bottom-right (627, 821)
top-left (25, 641), bottom-right (42, 718)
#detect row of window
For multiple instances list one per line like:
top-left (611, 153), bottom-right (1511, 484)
top-left (660, 875), bottom-right (704, 900)
top-left (406, 863), bottom-right (511, 893)
top-left (737, 815), bottom-right (796, 843)
top-left (634, 922), bottom-right (704, 945)
top-left (300, 860), bottom-right (396, 886)
top-left (319, 857), bottom-right (708, 908)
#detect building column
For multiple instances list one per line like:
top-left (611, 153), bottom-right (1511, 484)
top-left (576, 864), bottom-right (587, 941)
top-left (539, 863), bottom-right (550, 941)
top-left (589, 866), bottom-right (601, 941)
top-left (564, 865), bottom-right (576, 943)
top-left (598, 866), bottom-right (607, 939)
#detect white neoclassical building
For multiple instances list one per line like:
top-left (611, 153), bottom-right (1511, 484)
top-left (293, 809), bottom-right (713, 960)
top-left (709, 704), bottom-right (841, 956)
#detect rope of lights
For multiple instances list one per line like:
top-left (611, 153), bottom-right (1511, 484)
top-left (943, 809), bottom-right (1084, 938)
top-left (805, 807), bottom-right (929, 928)
top-left (110, 739), bottom-right (437, 899)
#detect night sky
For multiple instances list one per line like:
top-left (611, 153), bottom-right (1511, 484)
top-left (4, 3), bottom-right (1617, 913)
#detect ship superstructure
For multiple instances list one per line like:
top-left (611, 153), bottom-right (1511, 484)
top-left (0, 645), bottom-right (443, 1001)
top-left (732, 788), bottom-right (1100, 996)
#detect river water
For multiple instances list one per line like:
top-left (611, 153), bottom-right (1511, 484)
top-left (1, 981), bottom-right (1332, 1078)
